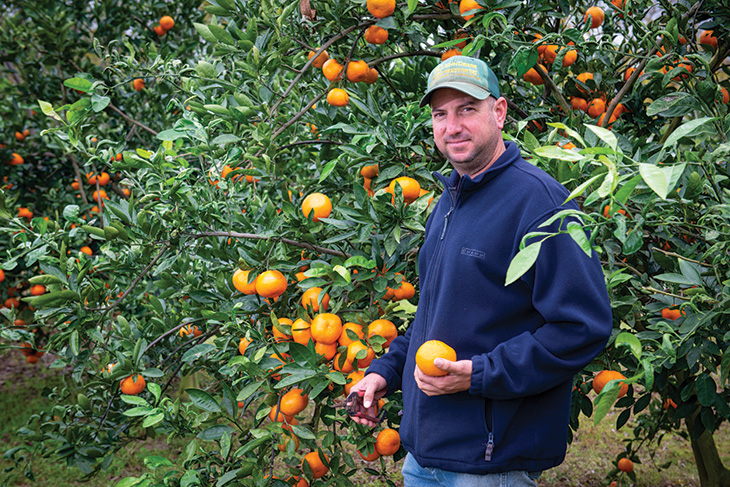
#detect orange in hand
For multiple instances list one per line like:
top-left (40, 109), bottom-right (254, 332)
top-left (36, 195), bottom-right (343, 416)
top-left (415, 340), bottom-right (456, 376)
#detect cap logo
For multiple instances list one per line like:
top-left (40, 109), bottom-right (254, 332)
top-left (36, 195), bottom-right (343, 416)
top-left (431, 60), bottom-right (481, 86)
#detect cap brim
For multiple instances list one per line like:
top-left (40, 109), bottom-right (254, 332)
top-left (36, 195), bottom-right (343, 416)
top-left (419, 82), bottom-right (493, 108)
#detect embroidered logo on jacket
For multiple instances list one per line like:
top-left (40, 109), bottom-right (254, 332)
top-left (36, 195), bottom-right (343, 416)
top-left (460, 247), bottom-right (486, 259)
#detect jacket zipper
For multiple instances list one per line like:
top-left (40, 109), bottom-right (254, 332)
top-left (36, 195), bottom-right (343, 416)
top-left (484, 404), bottom-right (496, 461)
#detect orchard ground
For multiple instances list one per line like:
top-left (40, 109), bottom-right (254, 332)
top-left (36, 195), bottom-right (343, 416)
top-left (2, 350), bottom-right (728, 487)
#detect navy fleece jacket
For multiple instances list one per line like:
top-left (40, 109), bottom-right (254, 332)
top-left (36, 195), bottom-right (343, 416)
top-left (366, 141), bottom-right (612, 474)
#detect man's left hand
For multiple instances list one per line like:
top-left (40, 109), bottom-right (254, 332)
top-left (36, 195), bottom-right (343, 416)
top-left (414, 359), bottom-right (472, 396)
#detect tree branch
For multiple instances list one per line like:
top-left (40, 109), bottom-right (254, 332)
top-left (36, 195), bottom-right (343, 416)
top-left (107, 102), bottom-right (158, 136)
top-left (188, 231), bottom-right (350, 258)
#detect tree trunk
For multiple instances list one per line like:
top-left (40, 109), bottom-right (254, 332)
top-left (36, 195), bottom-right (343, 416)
top-left (685, 413), bottom-right (730, 487)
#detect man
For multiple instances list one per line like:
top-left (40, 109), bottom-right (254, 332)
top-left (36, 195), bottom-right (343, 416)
top-left (350, 56), bottom-right (613, 486)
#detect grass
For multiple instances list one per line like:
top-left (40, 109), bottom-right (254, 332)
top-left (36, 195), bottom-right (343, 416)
top-left (1, 349), bottom-right (728, 487)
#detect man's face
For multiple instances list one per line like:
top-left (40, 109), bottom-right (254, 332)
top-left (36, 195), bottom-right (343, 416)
top-left (430, 88), bottom-right (507, 178)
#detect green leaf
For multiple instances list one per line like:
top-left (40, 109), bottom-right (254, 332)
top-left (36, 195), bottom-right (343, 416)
top-left (615, 332), bottom-right (642, 360)
top-left (696, 374), bottom-right (717, 407)
top-left (193, 23), bottom-right (218, 43)
top-left (663, 117), bottom-right (717, 148)
top-left (585, 124), bottom-right (618, 152)
top-left (186, 389), bottom-right (221, 412)
top-left (407, 0), bottom-right (418, 13)
top-left (638, 163), bottom-right (669, 199)
top-left (142, 411), bottom-right (165, 428)
top-left (144, 456), bottom-right (174, 469)
top-left (319, 160), bottom-right (337, 182)
top-left (197, 425), bottom-right (234, 441)
top-left (236, 381), bottom-right (263, 402)
top-left (211, 134), bottom-right (241, 145)
top-left (181, 343), bottom-right (217, 363)
top-left (64, 77), bottom-right (94, 92)
top-left (91, 94), bottom-right (110, 112)
top-left (562, 173), bottom-right (603, 204)
top-left (566, 221), bottom-right (592, 257)
top-left (646, 92), bottom-right (699, 117)
top-left (505, 241), bottom-right (542, 286)
top-left (208, 24), bottom-right (236, 45)
top-left (38, 100), bottom-right (64, 123)
top-left (534, 145), bottom-right (586, 162)
top-left (157, 129), bottom-right (187, 141)
top-left (593, 383), bottom-right (621, 425)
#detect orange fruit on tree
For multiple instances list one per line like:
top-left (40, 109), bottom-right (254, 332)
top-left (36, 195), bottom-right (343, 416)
top-left (92, 189), bottom-right (108, 202)
top-left (367, 0), bottom-right (395, 18)
top-left (238, 337), bottom-right (252, 355)
top-left (255, 270), bottom-right (287, 298)
top-left (302, 451), bottom-right (329, 479)
top-left (287, 476), bottom-right (309, 487)
top-left (523, 66), bottom-right (545, 85)
top-left (542, 45), bottom-right (559, 64)
top-left (576, 72), bottom-right (594, 93)
top-left (363, 67), bottom-right (379, 84)
top-left (360, 163), bottom-right (379, 178)
top-left (232, 268), bottom-right (257, 294)
top-left (269, 407), bottom-right (295, 423)
top-left (18, 207), bottom-right (33, 219)
top-left (346, 60), bottom-right (369, 82)
top-left (388, 176), bottom-right (421, 204)
top-left (364, 177), bottom-right (375, 196)
top-left (375, 428), bottom-right (401, 456)
top-left (292, 318), bottom-right (313, 345)
top-left (617, 457), bottom-right (634, 473)
top-left (301, 192), bottom-right (332, 222)
top-left (368, 319), bottom-right (398, 348)
top-left (5, 297), bottom-right (20, 309)
top-left (80, 246), bottom-right (93, 256)
top-left (592, 370), bottom-right (628, 397)
top-left (326, 88), bottom-right (349, 107)
top-left (699, 30), bottom-right (718, 50)
top-left (584, 6), bottom-right (604, 28)
top-left (315, 341), bottom-right (338, 360)
top-left (308, 49), bottom-right (329, 68)
top-left (561, 49), bottom-right (578, 67)
top-left (321, 58), bottom-right (343, 81)
top-left (661, 308), bottom-right (683, 321)
top-left (274, 317), bottom-right (293, 342)
top-left (339, 321), bottom-right (365, 347)
top-left (280, 388), bottom-right (309, 416)
top-left (333, 352), bottom-right (355, 373)
top-left (358, 447), bottom-right (380, 462)
top-left (392, 280), bottom-right (415, 301)
top-left (159, 15), bottom-right (175, 31)
top-left (311, 313), bottom-right (343, 344)
top-left (10, 153), bottom-right (24, 165)
top-left (301, 286), bottom-right (330, 312)
top-left (120, 374), bottom-right (146, 395)
top-left (416, 340), bottom-right (457, 376)
top-left (0, 269), bottom-right (4, 283)
top-left (96, 172), bottom-right (111, 186)
top-left (441, 48), bottom-right (461, 62)
top-left (459, 0), bottom-right (483, 20)
top-left (720, 87), bottom-right (729, 104)
top-left (132, 78), bottom-right (145, 91)
top-left (586, 98), bottom-right (606, 118)
top-left (15, 131), bottom-right (25, 141)
top-left (153, 25), bottom-right (166, 36)
top-left (347, 341), bottom-right (375, 368)
top-left (364, 25), bottom-right (388, 44)
top-left (454, 31), bottom-right (471, 49)
top-left (345, 370), bottom-right (366, 395)
top-left (179, 324), bottom-right (201, 337)
top-left (570, 96), bottom-right (588, 111)
top-left (278, 430), bottom-right (300, 452)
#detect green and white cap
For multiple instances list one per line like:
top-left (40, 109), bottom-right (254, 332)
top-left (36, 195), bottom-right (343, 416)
top-left (420, 55), bottom-right (500, 108)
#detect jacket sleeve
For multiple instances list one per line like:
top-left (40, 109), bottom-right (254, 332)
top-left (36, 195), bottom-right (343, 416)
top-left (364, 321), bottom-right (413, 396)
top-left (469, 216), bottom-right (612, 400)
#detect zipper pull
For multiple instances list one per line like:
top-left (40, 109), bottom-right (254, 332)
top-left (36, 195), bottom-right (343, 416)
top-left (484, 432), bottom-right (494, 461)
top-left (440, 208), bottom-right (453, 240)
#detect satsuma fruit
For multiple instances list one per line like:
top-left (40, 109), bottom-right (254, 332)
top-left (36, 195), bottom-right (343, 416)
top-left (416, 340), bottom-right (456, 376)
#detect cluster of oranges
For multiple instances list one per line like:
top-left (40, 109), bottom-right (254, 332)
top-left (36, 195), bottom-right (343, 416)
top-left (153, 15), bottom-right (175, 37)
top-left (232, 268), bottom-right (289, 301)
top-left (306, 0), bottom-right (397, 107)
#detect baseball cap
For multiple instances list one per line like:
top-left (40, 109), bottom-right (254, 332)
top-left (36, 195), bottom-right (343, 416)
top-left (419, 55), bottom-right (500, 108)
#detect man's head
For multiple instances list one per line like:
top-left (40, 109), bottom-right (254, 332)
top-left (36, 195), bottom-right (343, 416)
top-left (423, 56), bottom-right (507, 178)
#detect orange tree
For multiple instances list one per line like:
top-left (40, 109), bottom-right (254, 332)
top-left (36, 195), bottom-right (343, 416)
top-left (1, 0), bottom-right (730, 486)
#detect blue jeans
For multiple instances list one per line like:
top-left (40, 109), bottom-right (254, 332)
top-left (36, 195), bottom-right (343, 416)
top-left (402, 453), bottom-right (540, 487)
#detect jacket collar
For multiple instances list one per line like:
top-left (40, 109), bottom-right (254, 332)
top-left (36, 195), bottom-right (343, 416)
top-left (435, 141), bottom-right (521, 192)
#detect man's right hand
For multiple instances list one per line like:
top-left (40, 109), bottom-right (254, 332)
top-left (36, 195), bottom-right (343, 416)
top-left (348, 373), bottom-right (388, 427)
